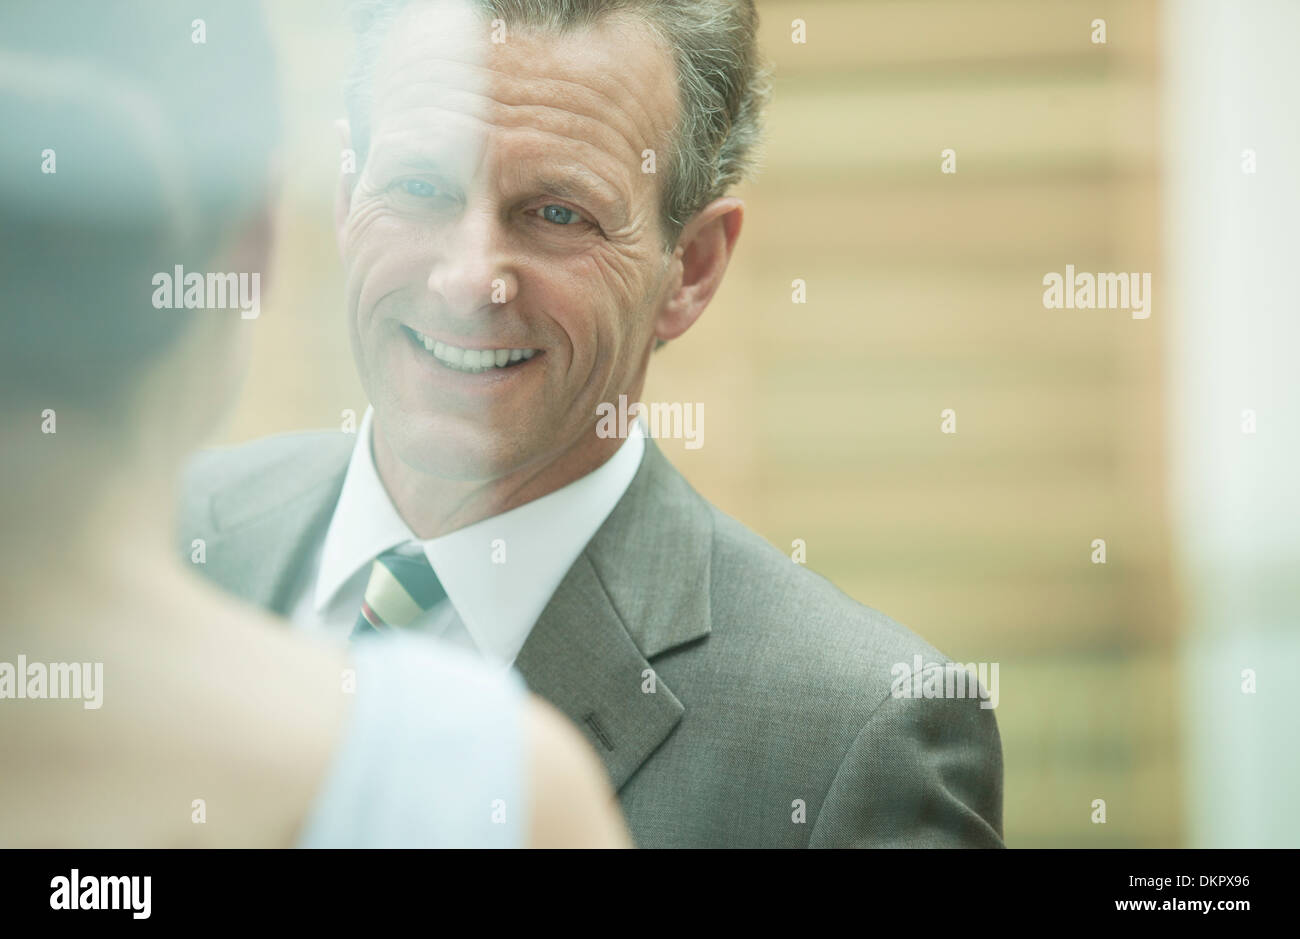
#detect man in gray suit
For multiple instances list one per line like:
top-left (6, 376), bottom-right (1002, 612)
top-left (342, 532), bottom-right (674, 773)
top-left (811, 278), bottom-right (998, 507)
top-left (181, 0), bottom-right (1003, 847)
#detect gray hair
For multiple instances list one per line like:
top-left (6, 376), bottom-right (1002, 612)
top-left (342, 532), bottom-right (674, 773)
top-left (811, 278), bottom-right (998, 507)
top-left (343, 0), bottom-right (771, 244)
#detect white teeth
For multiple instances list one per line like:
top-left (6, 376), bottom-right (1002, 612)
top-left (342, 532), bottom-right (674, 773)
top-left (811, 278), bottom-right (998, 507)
top-left (410, 328), bottom-right (536, 373)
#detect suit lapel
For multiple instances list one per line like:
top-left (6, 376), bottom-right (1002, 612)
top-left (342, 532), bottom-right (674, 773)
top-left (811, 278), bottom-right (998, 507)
top-left (199, 432), bottom-right (713, 791)
top-left (515, 440), bottom-right (714, 791)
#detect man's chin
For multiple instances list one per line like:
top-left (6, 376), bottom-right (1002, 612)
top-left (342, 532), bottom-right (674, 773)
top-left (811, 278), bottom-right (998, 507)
top-left (376, 409), bottom-right (534, 483)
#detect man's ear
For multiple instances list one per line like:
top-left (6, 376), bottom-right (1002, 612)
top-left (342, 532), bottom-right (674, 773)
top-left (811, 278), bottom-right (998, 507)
top-left (335, 119), bottom-right (356, 258)
top-left (655, 196), bottom-right (744, 343)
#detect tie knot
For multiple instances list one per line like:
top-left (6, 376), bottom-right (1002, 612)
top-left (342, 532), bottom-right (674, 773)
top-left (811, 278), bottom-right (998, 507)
top-left (353, 547), bottom-right (445, 638)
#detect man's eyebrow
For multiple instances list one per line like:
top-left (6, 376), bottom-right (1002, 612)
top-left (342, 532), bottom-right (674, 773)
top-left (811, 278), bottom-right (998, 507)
top-left (528, 172), bottom-right (623, 210)
top-left (381, 152), bottom-right (449, 174)
top-left (376, 151), bottom-right (628, 215)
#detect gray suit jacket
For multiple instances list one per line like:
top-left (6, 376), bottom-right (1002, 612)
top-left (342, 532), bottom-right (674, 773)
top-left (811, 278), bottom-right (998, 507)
top-left (179, 430), bottom-right (1004, 847)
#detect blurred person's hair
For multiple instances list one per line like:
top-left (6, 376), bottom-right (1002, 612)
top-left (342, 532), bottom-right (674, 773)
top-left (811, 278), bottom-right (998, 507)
top-left (0, 0), bottom-right (279, 417)
top-left (341, 0), bottom-right (771, 245)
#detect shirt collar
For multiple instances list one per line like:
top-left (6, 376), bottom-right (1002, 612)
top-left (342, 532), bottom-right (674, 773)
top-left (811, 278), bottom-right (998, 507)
top-left (313, 406), bottom-right (414, 611)
top-left (315, 406), bottom-right (646, 664)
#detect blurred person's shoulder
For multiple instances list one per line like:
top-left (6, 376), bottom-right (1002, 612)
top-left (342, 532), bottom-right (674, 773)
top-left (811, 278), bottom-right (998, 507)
top-left (179, 428), bottom-right (353, 532)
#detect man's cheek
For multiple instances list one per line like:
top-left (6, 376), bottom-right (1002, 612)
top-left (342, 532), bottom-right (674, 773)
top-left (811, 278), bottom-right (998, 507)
top-left (584, 249), bottom-right (645, 306)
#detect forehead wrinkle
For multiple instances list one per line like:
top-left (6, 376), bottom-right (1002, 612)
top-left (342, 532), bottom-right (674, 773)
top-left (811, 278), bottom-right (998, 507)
top-left (369, 106), bottom-right (637, 221)
top-left (480, 21), bottom-right (678, 161)
top-left (382, 91), bottom-right (639, 171)
top-left (374, 15), bottom-right (676, 165)
top-left (488, 69), bottom-right (671, 163)
top-left (375, 98), bottom-right (634, 177)
top-left (508, 12), bottom-right (680, 153)
top-left (377, 68), bottom-right (656, 173)
top-left (372, 96), bottom-right (651, 215)
top-left (376, 4), bottom-right (677, 126)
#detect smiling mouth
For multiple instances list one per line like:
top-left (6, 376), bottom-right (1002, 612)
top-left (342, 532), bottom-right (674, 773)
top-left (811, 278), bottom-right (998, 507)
top-left (401, 325), bottom-right (538, 374)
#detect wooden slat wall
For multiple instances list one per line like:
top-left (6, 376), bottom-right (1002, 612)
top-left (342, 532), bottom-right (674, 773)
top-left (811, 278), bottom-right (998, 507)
top-left (227, 0), bottom-right (1179, 846)
top-left (644, 0), bottom-right (1178, 846)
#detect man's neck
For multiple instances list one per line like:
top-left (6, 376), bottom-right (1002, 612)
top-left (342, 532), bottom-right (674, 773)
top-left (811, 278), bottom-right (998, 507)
top-left (370, 419), bottom-right (626, 540)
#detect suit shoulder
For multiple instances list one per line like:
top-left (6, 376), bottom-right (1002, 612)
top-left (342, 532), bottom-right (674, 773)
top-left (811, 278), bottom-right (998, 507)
top-left (184, 429), bottom-right (351, 490)
top-left (664, 504), bottom-right (1001, 811)
top-left (179, 429), bottom-right (353, 531)
top-left (705, 506), bottom-right (948, 676)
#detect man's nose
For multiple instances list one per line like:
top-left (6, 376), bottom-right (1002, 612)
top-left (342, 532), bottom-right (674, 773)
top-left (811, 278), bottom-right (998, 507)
top-left (425, 208), bottom-right (518, 315)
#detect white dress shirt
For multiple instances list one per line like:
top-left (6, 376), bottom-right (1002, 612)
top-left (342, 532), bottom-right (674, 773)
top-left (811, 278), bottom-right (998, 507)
top-left (288, 406), bottom-right (646, 667)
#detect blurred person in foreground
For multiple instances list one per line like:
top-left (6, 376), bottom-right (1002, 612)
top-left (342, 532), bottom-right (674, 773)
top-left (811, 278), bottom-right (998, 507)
top-left (180, 0), bottom-right (1004, 847)
top-left (0, 0), bottom-right (629, 848)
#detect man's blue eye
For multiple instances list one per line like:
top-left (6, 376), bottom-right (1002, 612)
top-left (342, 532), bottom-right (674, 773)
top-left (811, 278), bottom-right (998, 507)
top-left (401, 179), bottom-right (437, 198)
top-left (538, 204), bottom-right (580, 225)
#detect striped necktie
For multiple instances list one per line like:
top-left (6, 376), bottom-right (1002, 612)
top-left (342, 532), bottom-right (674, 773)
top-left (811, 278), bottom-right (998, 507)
top-left (351, 547), bottom-right (446, 640)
